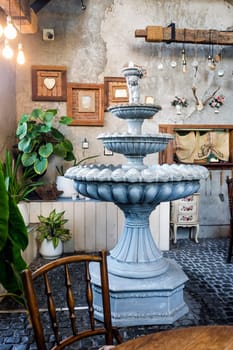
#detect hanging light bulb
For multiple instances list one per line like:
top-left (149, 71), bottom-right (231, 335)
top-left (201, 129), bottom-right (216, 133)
top-left (2, 39), bottom-right (14, 59)
top-left (17, 42), bottom-right (25, 64)
top-left (4, 16), bottom-right (17, 40)
top-left (0, 24), bottom-right (3, 38)
top-left (16, 0), bottom-right (25, 64)
top-left (181, 48), bottom-right (187, 73)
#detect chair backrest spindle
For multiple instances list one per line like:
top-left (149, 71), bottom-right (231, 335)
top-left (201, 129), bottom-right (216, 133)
top-left (22, 250), bottom-right (122, 349)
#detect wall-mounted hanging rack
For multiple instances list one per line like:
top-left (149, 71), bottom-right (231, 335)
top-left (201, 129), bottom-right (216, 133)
top-left (135, 24), bottom-right (233, 45)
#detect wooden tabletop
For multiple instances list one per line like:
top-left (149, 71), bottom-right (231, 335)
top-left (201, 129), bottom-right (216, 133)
top-left (115, 325), bottom-right (233, 350)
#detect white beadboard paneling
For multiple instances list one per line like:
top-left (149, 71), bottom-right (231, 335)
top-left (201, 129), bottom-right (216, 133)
top-left (96, 201), bottom-right (107, 250)
top-left (29, 201), bottom-right (41, 223)
top-left (74, 201), bottom-right (85, 251)
top-left (27, 200), bottom-right (169, 254)
top-left (63, 202), bottom-right (74, 253)
top-left (85, 201), bottom-right (96, 251)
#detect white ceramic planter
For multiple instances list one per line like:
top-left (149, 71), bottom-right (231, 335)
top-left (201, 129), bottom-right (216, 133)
top-left (18, 202), bottom-right (30, 226)
top-left (56, 176), bottom-right (77, 198)
top-left (39, 239), bottom-right (63, 260)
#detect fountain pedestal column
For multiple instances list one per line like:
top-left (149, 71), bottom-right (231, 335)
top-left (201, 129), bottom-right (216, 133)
top-left (90, 202), bottom-right (188, 326)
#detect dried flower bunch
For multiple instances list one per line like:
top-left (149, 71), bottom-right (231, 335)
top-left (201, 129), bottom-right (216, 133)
top-left (209, 95), bottom-right (225, 109)
top-left (171, 96), bottom-right (188, 107)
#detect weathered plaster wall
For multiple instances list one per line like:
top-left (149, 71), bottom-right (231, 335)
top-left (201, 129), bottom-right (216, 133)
top-left (15, 0), bottom-right (233, 238)
top-left (0, 59), bottom-right (16, 160)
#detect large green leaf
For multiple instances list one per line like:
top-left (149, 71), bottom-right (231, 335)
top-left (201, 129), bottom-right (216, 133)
top-left (34, 157), bottom-right (48, 174)
top-left (0, 163), bottom-right (9, 251)
top-left (18, 137), bottom-right (33, 153)
top-left (31, 108), bottom-right (43, 119)
top-left (59, 116), bottom-right (73, 125)
top-left (8, 196), bottom-right (28, 251)
top-left (38, 124), bottom-right (52, 133)
top-left (39, 143), bottom-right (53, 158)
top-left (21, 152), bottom-right (37, 167)
top-left (44, 110), bottom-right (57, 123)
top-left (51, 127), bottom-right (65, 141)
top-left (16, 122), bottom-right (27, 139)
top-left (0, 161), bottom-right (28, 305)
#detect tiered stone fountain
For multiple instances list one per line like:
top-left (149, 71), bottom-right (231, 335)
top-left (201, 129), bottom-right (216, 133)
top-left (65, 64), bottom-right (208, 326)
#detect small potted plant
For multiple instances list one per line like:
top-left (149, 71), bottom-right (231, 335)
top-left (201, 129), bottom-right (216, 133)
top-left (16, 108), bottom-right (76, 178)
top-left (37, 209), bottom-right (71, 259)
top-left (209, 94), bottom-right (224, 113)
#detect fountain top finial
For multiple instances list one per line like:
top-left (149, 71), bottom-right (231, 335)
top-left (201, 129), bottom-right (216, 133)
top-left (122, 62), bottom-right (147, 79)
top-left (122, 63), bottom-right (147, 103)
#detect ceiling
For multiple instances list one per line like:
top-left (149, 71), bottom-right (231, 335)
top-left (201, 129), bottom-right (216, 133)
top-left (0, 0), bottom-right (86, 34)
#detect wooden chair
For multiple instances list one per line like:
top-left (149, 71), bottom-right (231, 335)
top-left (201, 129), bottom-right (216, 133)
top-left (22, 250), bottom-right (122, 350)
top-left (226, 176), bottom-right (233, 263)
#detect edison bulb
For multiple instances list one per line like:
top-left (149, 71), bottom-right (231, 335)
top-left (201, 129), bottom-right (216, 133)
top-left (0, 24), bottom-right (3, 38)
top-left (2, 41), bottom-right (13, 59)
top-left (4, 16), bottom-right (17, 40)
top-left (17, 43), bottom-right (25, 64)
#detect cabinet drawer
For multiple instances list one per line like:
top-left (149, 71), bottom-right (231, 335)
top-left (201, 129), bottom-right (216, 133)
top-left (177, 213), bottom-right (198, 223)
top-left (180, 195), bottom-right (195, 203)
top-left (177, 203), bottom-right (197, 213)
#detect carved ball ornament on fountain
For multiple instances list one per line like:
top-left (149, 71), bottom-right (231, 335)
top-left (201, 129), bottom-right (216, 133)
top-left (65, 63), bottom-right (209, 326)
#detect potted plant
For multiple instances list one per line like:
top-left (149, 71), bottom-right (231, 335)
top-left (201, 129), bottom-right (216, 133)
top-left (2, 149), bottom-right (43, 225)
top-left (0, 160), bottom-right (28, 306)
top-left (37, 209), bottom-right (71, 259)
top-left (16, 108), bottom-right (76, 178)
top-left (56, 154), bottom-right (100, 198)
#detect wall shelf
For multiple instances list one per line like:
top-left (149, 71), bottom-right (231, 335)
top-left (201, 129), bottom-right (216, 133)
top-left (135, 25), bottom-right (233, 45)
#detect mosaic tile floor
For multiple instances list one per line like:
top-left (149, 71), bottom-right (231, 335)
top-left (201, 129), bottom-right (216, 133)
top-left (1, 238), bottom-right (233, 349)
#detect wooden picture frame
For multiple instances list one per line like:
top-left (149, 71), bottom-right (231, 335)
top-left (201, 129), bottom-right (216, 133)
top-left (31, 65), bottom-right (67, 101)
top-left (104, 77), bottom-right (129, 111)
top-left (67, 83), bottom-right (104, 126)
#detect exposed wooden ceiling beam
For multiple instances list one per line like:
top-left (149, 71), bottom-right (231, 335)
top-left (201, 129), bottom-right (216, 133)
top-left (0, 0), bottom-right (38, 33)
top-left (135, 25), bottom-right (233, 46)
top-left (30, 0), bottom-right (52, 14)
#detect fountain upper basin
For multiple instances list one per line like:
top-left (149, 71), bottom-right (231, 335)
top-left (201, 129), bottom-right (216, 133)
top-left (108, 103), bottom-right (161, 120)
top-left (97, 133), bottom-right (173, 156)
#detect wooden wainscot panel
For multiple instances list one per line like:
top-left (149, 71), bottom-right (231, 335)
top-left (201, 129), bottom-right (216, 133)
top-left (67, 83), bottom-right (104, 126)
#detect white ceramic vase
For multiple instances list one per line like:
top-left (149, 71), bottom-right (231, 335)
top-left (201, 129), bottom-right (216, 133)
top-left (17, 201), bottom-right (30, 227)
top-left (56, 176), bottom-right (77, 198)
top-left (39, 239), bottom-right (63, 260)
top-left (175, 104), bottom-right (182, 115)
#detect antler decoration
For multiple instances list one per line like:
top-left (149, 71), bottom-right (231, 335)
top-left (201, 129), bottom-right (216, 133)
top-left (192, 86), bottom-right (220, 111)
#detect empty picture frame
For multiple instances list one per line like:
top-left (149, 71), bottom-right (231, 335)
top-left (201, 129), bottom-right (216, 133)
top-left (31, 65), bottom-right (67, 101)
top-left (67, 83), bottom-right (104, 126)
top-left (104, 77), bottom-right (129, 111)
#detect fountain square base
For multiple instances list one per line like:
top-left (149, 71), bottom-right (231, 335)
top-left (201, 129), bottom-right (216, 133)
top-left (90, 258), bottom-right (189, 326)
